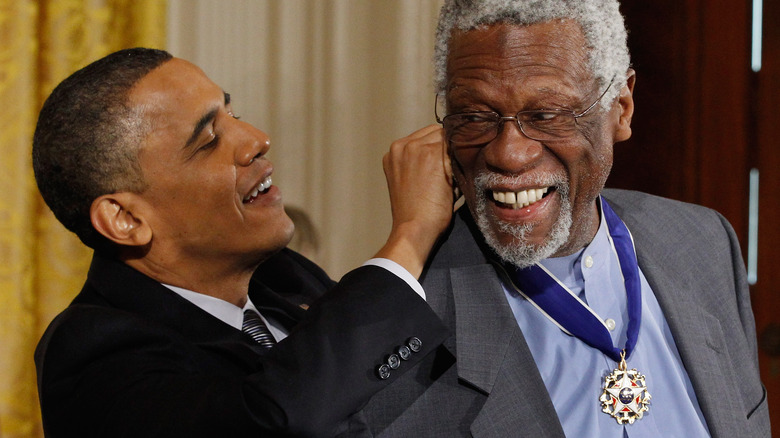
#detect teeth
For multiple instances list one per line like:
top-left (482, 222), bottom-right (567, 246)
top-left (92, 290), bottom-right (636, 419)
top-left (243, 176), bottom-right (272, 202)
top-left (492, 187), bottom-right (549, 209)
top-left (517, 190), bottom-right (528, 205)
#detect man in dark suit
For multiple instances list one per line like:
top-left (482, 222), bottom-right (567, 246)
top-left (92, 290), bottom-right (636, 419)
top-left (33, 48), bottom-right (454, 437)
top-left (353, 1), bottom-right (770, 437)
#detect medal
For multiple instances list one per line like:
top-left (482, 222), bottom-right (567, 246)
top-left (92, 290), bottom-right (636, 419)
top-left (501, 197), bottom-right (651, 424)
top-left (599, 350), bottom-right (651, 424)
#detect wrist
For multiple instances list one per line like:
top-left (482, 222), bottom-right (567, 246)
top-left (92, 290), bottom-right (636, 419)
top-left (373, 221), bottom-right (438, 279)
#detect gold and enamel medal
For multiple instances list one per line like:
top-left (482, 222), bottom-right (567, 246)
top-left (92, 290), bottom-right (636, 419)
top-left (599, 350), bottom-right (651, 424)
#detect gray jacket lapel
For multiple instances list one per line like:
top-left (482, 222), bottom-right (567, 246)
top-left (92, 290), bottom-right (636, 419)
top-left (428, 210), bottom-right (565, 437)
top-left (453, 265), bottom-right (564, 437)
top-left (635, 252), bottom-right (743, 436)
top-left (450, 264), bottom-right (515, 394)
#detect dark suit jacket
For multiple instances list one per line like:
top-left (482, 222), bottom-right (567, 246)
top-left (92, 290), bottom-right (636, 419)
top-left (35, 248), bottom-right (448, 437)
top-left (351, 189), bottom-right (770, 437)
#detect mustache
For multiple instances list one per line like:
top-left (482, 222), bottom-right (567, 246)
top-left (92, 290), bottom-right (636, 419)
top-left (472, 171), bottom-right (568, 192)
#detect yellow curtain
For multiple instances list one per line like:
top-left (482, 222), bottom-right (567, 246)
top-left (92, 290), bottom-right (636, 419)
top-left (0, 1), bottom-right (165, 436)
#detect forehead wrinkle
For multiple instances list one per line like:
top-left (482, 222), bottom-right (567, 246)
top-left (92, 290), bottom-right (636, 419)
top-left (447, 24), bottom-right (595, 105)
top-left (448, 66), bottom-right (585, 103)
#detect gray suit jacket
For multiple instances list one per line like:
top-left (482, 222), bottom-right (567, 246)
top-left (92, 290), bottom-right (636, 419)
top-left (349, 189), bottom-right (769, 438)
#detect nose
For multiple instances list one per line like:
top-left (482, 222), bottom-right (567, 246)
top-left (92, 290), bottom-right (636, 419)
top-left (233, 119), bottom-right (271, 166)
top-left (483, 118), bottom-right (544, 173)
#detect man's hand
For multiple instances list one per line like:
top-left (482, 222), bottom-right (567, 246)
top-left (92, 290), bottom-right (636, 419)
top-left (374, 125), bottom-right (454, 278)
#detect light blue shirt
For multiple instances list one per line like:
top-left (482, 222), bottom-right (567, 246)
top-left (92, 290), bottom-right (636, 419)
top-left (503, 210), bottom-right (711, 438)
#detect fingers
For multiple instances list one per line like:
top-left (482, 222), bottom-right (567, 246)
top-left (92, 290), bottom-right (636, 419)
top-left (385, 124), bottom-right (445, 159)
top-left (383, 124), bottom-right (453, 230)
top-left (401, 125), bottom-right (459, 205)
top-left (386, 128), bottom-right (448, 189)
top-left (404, 124), bottom-right (443, 141)
top-left (439, 133), bottom-right (458, 203)
top-left (376, 125), bottom-right (454, 276)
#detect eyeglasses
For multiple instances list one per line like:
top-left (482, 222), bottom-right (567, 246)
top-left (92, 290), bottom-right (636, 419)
top-left (435, 77), bottom-right (615, 146)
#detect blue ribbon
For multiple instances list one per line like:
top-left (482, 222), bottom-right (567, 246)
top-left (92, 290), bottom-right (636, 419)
top-left (506, 197), bottom-right (641, 363)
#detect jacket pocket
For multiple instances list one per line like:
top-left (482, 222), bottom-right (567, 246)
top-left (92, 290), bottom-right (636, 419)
top-left (747, 385), bottom-right (768, 420)
top-left (745, 385), bottom-right (770, 437)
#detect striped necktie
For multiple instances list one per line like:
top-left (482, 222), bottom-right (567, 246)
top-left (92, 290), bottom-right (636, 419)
top-left (242, 309), bottom-right (276, 348)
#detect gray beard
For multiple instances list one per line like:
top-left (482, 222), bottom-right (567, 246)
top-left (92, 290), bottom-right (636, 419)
top-left (472, 173), bottom-right (573, 269)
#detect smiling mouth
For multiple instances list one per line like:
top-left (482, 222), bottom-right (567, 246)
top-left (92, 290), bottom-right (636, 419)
top-left (243, 176), bottom-right (272, 203)
top-left (491, 187), bottom-right (553, 209)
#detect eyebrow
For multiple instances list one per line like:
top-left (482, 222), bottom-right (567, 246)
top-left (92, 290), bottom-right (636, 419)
top-left (183, 91), bottom-right (231, 150)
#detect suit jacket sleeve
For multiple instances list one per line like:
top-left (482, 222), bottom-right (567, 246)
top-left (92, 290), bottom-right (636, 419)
top-left (254, 264), bottom-right (449, 436)
top-left (35, 252), bottom-right (448, 438)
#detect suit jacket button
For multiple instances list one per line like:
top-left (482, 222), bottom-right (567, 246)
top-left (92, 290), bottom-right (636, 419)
top-left (407, 336), bottom-right (422, 352)
top-left (377, 364), bottom-right (391, 380)
top-left (397, 345), bottom-right (411, 360)
top-left (387, 353), bottom-right (401, 369)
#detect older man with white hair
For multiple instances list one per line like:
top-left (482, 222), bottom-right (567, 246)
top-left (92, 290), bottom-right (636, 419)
top-left (351, 1), bottom-right (770, 437)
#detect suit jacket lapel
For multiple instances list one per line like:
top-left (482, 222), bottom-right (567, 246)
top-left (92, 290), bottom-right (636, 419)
top-left (249, 280), bottom-right (307, 330)
top-left (428, 210), bottom-right (565, 437)
top-left (634, 251), bottom-right (742, 437)
top-left (453, 264), bottom-right (564, 437)
top-left (450, 264), bottom-right (515, 394)
top-left (249, 247), bottom-right (329, 331)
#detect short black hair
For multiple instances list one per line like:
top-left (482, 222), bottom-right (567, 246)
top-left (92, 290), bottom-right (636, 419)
top-left (32, 47), bottom-right (173, 253)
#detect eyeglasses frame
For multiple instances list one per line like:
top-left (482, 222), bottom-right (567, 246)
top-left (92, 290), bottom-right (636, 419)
top-left (435, 76), bottom-right (617, 145)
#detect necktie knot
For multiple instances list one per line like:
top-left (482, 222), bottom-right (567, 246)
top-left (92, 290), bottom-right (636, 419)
top-left (242, 309), bottom-right (276, 348)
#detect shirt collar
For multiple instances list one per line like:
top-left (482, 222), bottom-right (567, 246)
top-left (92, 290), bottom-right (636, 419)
top-left (539, 200), bottom-right (610, 286)
top-left (161, 283), bottom-right (260, 331)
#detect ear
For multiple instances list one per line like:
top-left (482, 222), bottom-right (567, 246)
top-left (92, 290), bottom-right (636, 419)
top-left (90, 193), bottom-right (152, 247)
top-left (613, 69), bottom-right (636, 143)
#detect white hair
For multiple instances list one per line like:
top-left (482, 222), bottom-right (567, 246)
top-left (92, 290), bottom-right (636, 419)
top-left (433, 0), bottom-right (630, 104)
